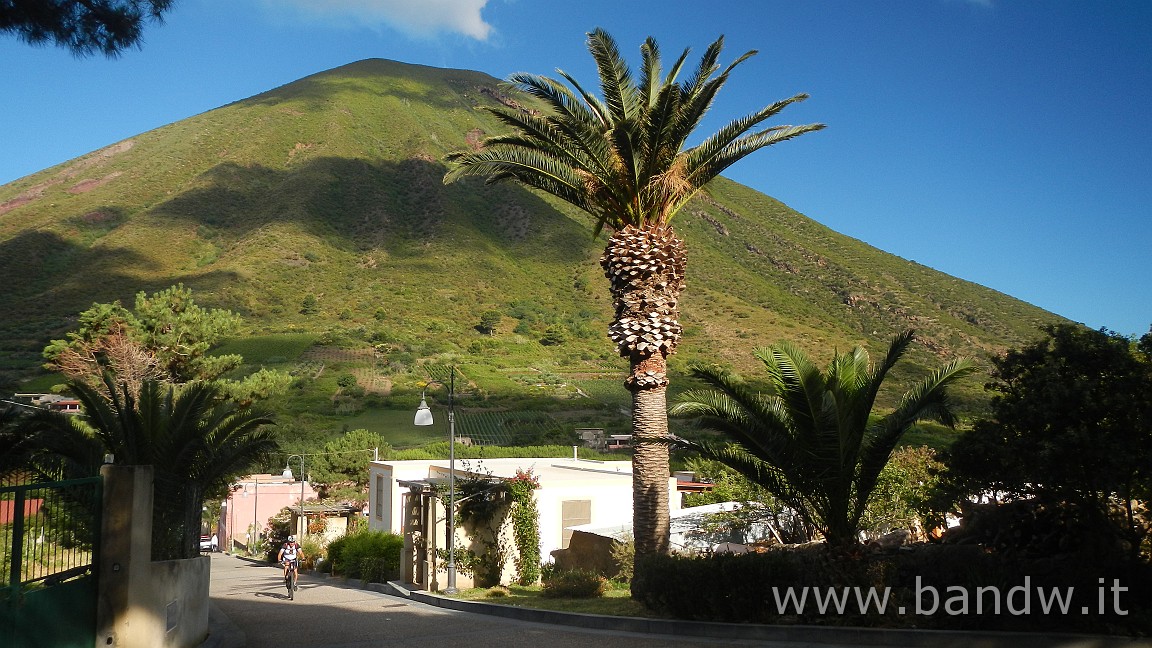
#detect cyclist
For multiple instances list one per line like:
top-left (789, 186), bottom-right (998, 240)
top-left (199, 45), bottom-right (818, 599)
top-left (278, 535), bottom-right (303, 588)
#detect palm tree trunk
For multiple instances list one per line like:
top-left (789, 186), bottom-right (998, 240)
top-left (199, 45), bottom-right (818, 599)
top-left (601, 224), bottom-right (686, 558)
top-left (631, 374), bottom-right (671, 556)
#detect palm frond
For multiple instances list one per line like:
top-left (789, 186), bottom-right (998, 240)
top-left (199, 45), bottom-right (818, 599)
top-left (672, 436), bottom-right (798, 506)
top-left (444, 146), bottom-right (592, 209)
top-left (686, 122), bottom-right (827, 188)
top-left (587, 28), bottom-right (640, 124)
top-left (639, 37), bottom-right (662, 106)
top-left (553, 69), bottom-right (612, 128)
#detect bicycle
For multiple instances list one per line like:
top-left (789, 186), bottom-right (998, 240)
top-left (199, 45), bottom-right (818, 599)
top-left (283, 559), bottom-right (299, 600)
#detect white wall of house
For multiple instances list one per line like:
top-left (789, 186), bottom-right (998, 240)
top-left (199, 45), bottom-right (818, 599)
top-left (368, 460), bottom-right (440, 535)
top-left (367, 457), bottom-right (680, 565)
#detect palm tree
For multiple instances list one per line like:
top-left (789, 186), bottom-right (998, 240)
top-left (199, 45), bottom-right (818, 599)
top-left (669, 330), bottom-right (974, 545)
top-left (444, 28), bottom-right (824, 555)
top-left (26, 373), bottom-right (278, 559)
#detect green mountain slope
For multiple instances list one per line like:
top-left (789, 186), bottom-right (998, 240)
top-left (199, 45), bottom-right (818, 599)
top-left (0, 59), bottom-right (1061, 445)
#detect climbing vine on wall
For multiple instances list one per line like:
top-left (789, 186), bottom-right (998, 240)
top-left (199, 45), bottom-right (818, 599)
top-left (451, 466), bottom-right (510, 587)
top-left (507, 468), bottom-right (541, 585)
top-left (437, 463), bottom-right (542, 587)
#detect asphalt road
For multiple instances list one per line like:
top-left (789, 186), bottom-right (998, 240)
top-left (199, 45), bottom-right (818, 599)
top-left (203, 552), bottom-right (796, 647)
top-left (203, 553), bottom-right (1147, 648)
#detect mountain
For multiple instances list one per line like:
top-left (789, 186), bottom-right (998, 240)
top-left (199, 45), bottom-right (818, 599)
top-left (0, 59), bottom-right (1062, 445)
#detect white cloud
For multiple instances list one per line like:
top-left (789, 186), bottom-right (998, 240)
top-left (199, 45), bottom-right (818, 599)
top-left (268, 0), bottom-right (494, 40)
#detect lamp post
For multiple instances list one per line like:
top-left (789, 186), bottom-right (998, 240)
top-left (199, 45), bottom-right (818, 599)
top-left (286, 454), bottom-right (306, 537)
top-left (252, 477), bottom-right (259, 542)
top-left (226, 497), bottom-right (233, 553)
top-left (414, 369), bottom-right (457, 594)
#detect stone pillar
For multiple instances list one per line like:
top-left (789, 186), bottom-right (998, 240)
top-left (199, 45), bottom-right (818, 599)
top-left (95, 464), bottom-right (154, 647)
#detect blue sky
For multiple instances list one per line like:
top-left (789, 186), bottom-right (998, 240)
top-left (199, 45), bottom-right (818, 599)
top-left (2, 0), bottom-right (1149, 336)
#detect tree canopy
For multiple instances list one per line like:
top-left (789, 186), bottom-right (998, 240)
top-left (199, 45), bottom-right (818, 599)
top-left (43, 284), bottom-right (291, 403)
top-left (306, 428), bottom-right (388, 504)
top-left (445, 27), bottom-right (824, 236)
top-left (934, 323), bottom-right (1152, 553)
top-left (0, 0), bottom-right (173, 57)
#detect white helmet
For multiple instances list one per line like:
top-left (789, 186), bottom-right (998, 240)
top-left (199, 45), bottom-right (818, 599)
top-left (288, 535), bottom-right (296, 542)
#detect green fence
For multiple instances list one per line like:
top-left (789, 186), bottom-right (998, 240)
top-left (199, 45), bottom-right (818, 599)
top-left (2, 476), bottom-right (102, 648)
top-left (1, 476), bottom-right (102, 595)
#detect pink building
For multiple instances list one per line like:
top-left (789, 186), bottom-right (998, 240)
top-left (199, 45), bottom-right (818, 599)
top-left (220, 473), bottom-right (317, 554)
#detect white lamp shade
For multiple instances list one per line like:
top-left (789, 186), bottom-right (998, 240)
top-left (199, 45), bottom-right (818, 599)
top-left (282, 465), bottom-right (294, 479)
top-left (414, 399), bottom-right (434, 426)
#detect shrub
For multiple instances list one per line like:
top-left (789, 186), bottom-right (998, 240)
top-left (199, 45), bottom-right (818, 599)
top-left (359, 556), bottom-right (396, 584)
top-left (299, 536), bottom-right (325, 571)
top-left (328, 530), bottom-right (403, 582)
top-left (631, 545), bottom-right (1152, 633)
top-left (507, 468), bottom-right (541, 585)
top-left (322, 535), bottom-right (345, 574)
top-left (247, 526), bottom-right (269, 560)
top-left (542, 569), bottom-right (608, 598)
top-left (485, 586), bottom-right (512, 598)
top-left (263, 507), bottom-right (294, 562)
top-left (539, 559), bottom-right (555, 582)
top-left (610, 535), bottom-right (634, 583)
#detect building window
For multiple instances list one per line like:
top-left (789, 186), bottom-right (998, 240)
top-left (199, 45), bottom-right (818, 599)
top-left (561, 500), bottom-right (591, 549)
top-left (375, 474), bottom-right (384, 520)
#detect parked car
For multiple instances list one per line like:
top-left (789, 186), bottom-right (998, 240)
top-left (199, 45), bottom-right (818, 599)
top-left (200, 535), bottom-right (213, 552)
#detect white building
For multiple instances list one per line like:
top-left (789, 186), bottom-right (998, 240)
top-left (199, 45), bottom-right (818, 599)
top-left (367, 456), bottom-right (681, 590)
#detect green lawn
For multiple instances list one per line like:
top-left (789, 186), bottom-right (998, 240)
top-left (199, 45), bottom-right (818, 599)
top-left (214, 333), bottom-right (318, 364)
top-left (454, 583), bottom-right (658, 618)
top-left (340, 408), bottom-right (444, 448)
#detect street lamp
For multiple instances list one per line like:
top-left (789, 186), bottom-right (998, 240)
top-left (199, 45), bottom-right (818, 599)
top-left (414, 369), bottom-right (457, 594)
top-left (245, 477), bottom-right (259, 546)
top-left (286, 454), bottom-right (306, 537)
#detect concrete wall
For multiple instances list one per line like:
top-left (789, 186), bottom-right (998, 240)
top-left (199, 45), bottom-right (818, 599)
top-left (96, 465), bottom-right (211, 648)
top-left (147, 558), bottom-right (210, 648)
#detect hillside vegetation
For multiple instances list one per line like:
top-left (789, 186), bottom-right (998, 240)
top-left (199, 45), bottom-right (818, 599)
top-left (0, 59), bottom-right (1062, 452)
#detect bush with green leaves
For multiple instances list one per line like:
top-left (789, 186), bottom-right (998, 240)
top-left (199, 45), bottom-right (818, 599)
top-left (609, 535), bottom-right (634, 583)
top-left (264, 507), bottom-right (294, 562)
top-left (541, 568), bottom-right (608, 598)
top-left (326, 529), bottom-right (403, 582)
top-left (477, 310), bottom-right (503, 335)
top-left (539, 325), bottom-right (567, 346)
top-left (299, 536), bottom-right (325, 571)
top-left (934, 323), bottom-right (1152, 558)
top-left (860, 445), bottom-right (944, 540)
top-left (632, 545), bottom-right (1152, 632)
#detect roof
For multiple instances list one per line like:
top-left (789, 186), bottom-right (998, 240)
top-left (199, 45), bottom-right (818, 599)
top-left (371, 457), bottom-right (635, 485)
top-left (288, 503), bottom-right (360, 515)
top-left (570, 502), bottom-right (746, 539)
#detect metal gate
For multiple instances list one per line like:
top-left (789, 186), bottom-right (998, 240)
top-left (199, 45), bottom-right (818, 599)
top-left (1, 476), bottom-right (102, 648)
